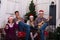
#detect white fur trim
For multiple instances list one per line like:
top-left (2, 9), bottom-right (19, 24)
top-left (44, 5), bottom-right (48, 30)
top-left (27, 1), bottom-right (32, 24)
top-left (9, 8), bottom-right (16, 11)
top-left (29, 16), bottom-right (34, 18)
top-left (8, 16), bottom-right (14, 19)
top-left (39, 12), bottom-right (44, 13)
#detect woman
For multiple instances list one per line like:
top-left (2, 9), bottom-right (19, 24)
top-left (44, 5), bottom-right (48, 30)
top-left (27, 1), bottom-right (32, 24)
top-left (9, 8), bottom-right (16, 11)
top-left (27, 15), bottom-right (34, 27)
top-left (27, 15), bottom-right (38, 40)
top-left (4, 16), bottom-right (18, 40)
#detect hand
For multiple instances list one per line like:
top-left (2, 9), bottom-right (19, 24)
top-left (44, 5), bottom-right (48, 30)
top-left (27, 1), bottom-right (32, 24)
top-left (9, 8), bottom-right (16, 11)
top-left (38, 21), bottom-right (44, 26)
top-left (16, 20), bottom-right (21, 24)
top-left (47, 16), bottom-right (52, 21)
top-left (31, 24), bottom-right (34, 27)
top-left (5, 25), bottom-right (8, 29)
top-left (30, 22), bottom-right (34, 27)
top-left (38, 21), bottom-right (44, 28)
top-left (49, 16), bottom-right (52, 19)
top-left (16, 21), bottom-right (19, 24)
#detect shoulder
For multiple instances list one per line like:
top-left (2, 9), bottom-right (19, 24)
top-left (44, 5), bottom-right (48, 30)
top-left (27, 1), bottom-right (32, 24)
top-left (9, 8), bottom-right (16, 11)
top-left (43, 17), bottom-right (46, 19)
top-left (27, 20), bottom-right (30, 25)
top-left (14, 18), bottom-right (16, 19)
top-left (6, 23), bottom-right (9, 26)
top-left (21, 18), bottom-right (24, 20)
top-left (20, 18), bottom-right (25, 22)
top-left (35, 17), bottom-right (38, 20)
top-left (5, 23), bottom-right (9, 27)
top-left (27, 20), bottom-right (30, 23)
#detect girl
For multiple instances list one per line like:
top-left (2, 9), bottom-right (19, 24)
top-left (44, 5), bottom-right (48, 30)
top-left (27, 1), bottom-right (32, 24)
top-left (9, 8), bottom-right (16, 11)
top-left (4, 16), bottom-right (18, 40)
top-left (27, 15), bottom-right (38, 40)
top-left (27, 15), bottom-right (34, 27)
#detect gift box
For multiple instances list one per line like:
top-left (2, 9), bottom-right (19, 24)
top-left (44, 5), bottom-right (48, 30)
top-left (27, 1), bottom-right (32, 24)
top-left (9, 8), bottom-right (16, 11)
top-left (18, 32), bottom-right (26, 38)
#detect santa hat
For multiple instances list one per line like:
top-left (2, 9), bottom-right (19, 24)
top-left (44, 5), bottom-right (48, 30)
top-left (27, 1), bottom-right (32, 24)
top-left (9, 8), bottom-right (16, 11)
top-left (8, 16), bottom-right (14, 20)
top-left (39, 10), bottom-right (44, 13)
top-left (29, 15), bottom-right (34, 18)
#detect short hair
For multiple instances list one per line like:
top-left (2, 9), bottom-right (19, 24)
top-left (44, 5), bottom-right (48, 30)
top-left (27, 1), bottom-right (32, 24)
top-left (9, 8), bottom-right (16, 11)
top-left (15, 11), bottom-right (19, 14)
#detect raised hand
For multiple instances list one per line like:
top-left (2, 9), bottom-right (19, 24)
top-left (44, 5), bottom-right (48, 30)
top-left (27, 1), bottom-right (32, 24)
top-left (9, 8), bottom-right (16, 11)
top-left (47, 16), bottom-right (52, 21)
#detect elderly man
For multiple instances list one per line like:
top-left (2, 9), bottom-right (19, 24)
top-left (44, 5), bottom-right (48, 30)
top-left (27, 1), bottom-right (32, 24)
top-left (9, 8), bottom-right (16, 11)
top-left (35, 10), bottom-right (51, 40)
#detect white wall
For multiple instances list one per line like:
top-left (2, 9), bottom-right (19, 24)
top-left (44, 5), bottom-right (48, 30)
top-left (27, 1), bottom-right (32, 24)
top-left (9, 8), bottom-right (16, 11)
top-left (0, 0), bottom-right (57, 28)
top-left (0, 0), bottom-right (7, 28)
top-left (56, 0), bottom-right (60, 27)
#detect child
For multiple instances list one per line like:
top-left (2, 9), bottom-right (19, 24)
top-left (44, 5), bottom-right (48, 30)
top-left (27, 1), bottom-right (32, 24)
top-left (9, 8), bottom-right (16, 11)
top-left (4, 16), bottom-right (18, 40)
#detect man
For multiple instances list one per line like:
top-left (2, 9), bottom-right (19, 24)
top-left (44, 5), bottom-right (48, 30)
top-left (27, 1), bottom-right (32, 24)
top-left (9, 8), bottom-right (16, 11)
top-left (35, 10), bottom-right (51, 40)
top-left (14, 11), bottom-right (24, 23)
top-left (14, 11), bottom-right (30, 40)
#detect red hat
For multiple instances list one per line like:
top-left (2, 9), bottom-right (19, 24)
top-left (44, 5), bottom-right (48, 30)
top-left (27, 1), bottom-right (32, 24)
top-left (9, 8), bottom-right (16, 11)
top-left (29, 14), bottom-right (34, 18)
top-left (39, 10), bottom-right (44, 13)
top-left (29, 15), bottom-right (34, 18)
top-left (8, 16), bottom-right (14, 20)
top-left (39, 10), bottom-right (44, 12)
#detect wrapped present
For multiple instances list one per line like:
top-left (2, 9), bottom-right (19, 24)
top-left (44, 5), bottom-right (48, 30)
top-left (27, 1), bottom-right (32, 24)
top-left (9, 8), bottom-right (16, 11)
top-left (18, 31), bottom-right (26, 38)
top-left (44, 31), bottom-right (48, 36)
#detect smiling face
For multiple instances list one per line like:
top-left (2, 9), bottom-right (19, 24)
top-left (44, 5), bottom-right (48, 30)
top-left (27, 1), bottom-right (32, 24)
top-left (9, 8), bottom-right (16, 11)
top-left (15, 11), bottom-right (20, 18)
top-left (15, 12), bottom-right (19, 17)
top-left (39, 12), bottom-right (44, 18)
top-left (38, 10), bottom-right (44, 18)
top-left (8, 17), bottom-right (14, 23)
top-left (29, 16), bottom-right (34, 21)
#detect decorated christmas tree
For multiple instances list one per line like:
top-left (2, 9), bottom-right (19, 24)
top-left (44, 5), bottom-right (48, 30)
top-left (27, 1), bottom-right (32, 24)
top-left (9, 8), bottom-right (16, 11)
top-left (25, 0), bottom-right (37, 21)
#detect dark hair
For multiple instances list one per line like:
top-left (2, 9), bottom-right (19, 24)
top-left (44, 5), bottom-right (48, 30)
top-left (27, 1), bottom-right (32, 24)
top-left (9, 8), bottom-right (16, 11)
top-left (15, 11), bottom-right (19, 14)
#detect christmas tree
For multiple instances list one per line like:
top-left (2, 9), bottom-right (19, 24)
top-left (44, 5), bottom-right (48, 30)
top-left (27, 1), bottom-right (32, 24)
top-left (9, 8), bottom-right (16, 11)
top-left (25, 0), bottom-right (37, 21)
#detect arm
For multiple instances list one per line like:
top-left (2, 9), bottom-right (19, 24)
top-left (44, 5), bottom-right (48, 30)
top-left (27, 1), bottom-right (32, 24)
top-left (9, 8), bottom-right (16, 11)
top-left (38, 21), bottom-right (44, 28)
top-left (46, 16), bottom-right (52, 21)
top-left (37, 18), bottom-right (49, 29)
top-left (4, 24), bottom-right (9, 33)
top-left (27, 20), bottom-right (30, 25)
top-left (34, 18), bottom-right (38, 27)
top-left (14, 23), bottom-right (18, 30)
